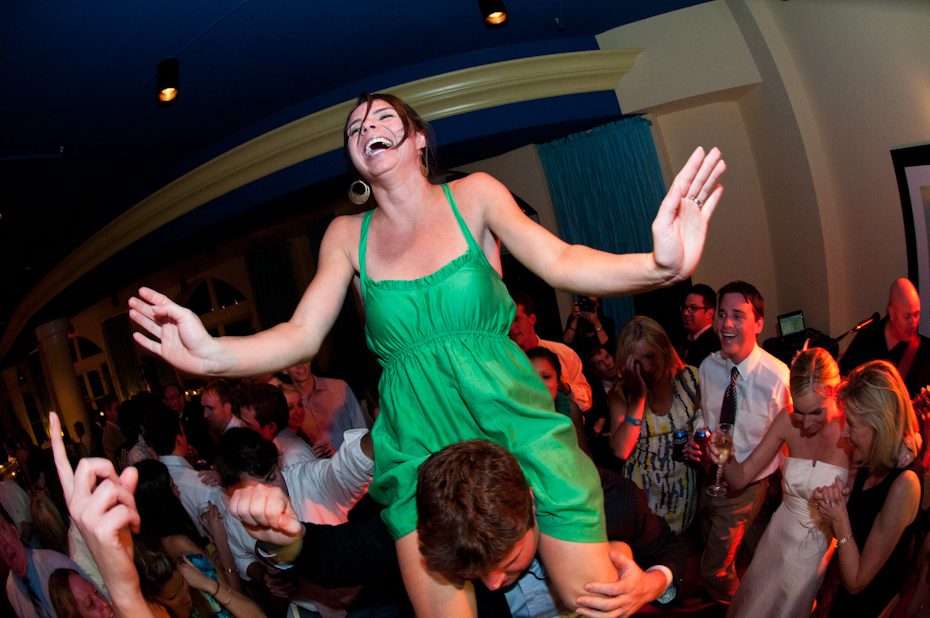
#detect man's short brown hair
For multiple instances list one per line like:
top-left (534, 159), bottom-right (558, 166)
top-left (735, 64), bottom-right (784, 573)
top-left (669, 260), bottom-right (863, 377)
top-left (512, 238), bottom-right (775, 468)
top-left (416, 440), bottom-right (534, 585)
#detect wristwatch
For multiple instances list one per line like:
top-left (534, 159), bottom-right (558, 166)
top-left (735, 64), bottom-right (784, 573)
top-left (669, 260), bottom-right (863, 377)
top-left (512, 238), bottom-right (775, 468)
top-left (656, 583), bottom-right (677, 604)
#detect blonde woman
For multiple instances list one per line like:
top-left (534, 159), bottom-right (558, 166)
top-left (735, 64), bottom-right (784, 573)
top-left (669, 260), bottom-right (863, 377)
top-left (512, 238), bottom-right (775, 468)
top-left (813, 360), bottom-right (921, 617)
top-left (609, 316), bottom-right (700, 533)
top-left (709, 348), bottom-right (849, 617)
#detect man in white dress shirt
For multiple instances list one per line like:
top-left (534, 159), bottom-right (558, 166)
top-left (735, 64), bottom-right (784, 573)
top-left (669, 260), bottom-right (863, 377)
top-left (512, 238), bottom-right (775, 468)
top-left (145, 406), bottom-right (227, 539)
top-left (216, 427), bottom-right (373, 613)
top-left (202, 379), bottom-right (245, 435)
top-left (509, 292), bottom-right (593, 412)
top-left (285, 363), bottom-right (371, 457)
top-left (237, 382), bottom-right (316, 469)
top-left (688, 280), bottom-right (790, 603)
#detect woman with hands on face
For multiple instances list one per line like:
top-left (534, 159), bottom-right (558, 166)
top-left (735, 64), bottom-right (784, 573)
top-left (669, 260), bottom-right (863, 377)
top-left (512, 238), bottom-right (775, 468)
top-left (608, 316), bottom-right (700, 534)
top-left (707, 348), bottom-right (850, 617)
top-left (128, 91), bottom-right (726, 617)
top-left (811, 360), bottom-right (921, 617)
top-left (133, 537), bottom-right (263, 618)
top-left (133, 460), bottom-right (242, 595)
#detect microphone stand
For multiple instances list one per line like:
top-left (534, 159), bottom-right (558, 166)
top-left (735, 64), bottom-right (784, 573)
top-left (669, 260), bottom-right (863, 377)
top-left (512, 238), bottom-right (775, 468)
top-left (826, 312), bottom-right (881, 349)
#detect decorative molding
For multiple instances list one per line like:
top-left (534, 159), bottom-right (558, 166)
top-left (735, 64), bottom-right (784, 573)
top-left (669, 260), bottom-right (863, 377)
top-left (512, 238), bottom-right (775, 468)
top-left (1, 48), bottom-right (641, 357)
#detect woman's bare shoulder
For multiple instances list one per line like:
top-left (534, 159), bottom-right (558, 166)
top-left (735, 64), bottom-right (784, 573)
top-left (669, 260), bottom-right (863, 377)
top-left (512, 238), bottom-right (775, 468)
top-left (447, 172), bottom-right (509, 203)
top-left (163, 534), bottom-right (203, 557)
top-left (327, 211), bottom-right (366, 235)
top-left (322, 212), bottom-right (367, 258)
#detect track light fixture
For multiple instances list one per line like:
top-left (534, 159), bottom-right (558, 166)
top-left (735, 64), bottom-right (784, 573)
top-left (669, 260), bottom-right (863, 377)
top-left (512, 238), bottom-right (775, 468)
top-left (157, 58), bottom-right (179, 105)
top-left (478, 0), bottom-right (507, 26)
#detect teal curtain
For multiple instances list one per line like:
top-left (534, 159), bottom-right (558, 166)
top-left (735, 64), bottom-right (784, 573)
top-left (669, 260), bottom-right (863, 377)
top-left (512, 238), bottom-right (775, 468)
top-left (537, 116), bottom-right (666, 334)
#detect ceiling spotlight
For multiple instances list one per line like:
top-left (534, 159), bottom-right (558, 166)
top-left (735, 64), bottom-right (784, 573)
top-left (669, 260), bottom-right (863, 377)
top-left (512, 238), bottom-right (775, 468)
top-left (478, 0), bottom-right (507, 26)
top-left (157, 58), bottom-right (179, 104)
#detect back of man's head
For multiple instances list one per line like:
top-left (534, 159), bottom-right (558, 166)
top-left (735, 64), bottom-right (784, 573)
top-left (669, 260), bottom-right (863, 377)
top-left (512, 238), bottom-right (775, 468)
top-left (718, 280), bottom-right (765, 321)
top-left (145, 405), bottom-right (183, 456)
top-left (416, 440), bottom-right (534, 585)
top-left (215, 427), bottom-right (278, 488)
top-left (244, 383), bottom-right (290, 435)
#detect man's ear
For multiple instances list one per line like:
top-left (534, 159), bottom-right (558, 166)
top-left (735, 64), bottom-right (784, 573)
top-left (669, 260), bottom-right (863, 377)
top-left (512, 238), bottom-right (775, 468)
top-left (754, 317), bottom-right (764, 336)
top-left (529, 313), bottom-right (537, 328)
top-left (528, 487), bottom-right (536, 517)
top-left (266, 422), bottom-right (279, 439)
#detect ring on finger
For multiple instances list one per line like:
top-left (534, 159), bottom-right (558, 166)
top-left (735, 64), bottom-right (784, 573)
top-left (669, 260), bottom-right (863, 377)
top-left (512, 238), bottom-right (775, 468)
top-left (694, 197), bottom-right (703, 206)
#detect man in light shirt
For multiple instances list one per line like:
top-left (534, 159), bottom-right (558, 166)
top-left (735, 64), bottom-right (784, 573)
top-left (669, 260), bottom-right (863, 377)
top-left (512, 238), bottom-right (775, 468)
top-left (237, 382), bottom-right (316, 469)
top-left (509, 292), bottom-right (593, 412)
top-left (687, 280), bottom-right (790, 604)
top-left (201, 379), bottom-right (245, 435)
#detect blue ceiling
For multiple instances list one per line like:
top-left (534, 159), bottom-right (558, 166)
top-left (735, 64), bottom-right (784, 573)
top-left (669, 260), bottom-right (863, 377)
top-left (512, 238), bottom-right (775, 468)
top-left (0, 0), bottom-right (708, 357)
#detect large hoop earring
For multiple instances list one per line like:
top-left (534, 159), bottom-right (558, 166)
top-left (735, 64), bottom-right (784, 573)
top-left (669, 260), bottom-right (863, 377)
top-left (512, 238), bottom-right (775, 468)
top-left (348, 179), bottom-right (370, 205)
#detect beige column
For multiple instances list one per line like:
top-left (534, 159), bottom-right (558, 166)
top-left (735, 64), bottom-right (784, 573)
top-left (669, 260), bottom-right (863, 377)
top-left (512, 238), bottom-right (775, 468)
top-left (1, 367), bottom-right (35, 443)
top-left (35, 318), bottom-right (88, 435)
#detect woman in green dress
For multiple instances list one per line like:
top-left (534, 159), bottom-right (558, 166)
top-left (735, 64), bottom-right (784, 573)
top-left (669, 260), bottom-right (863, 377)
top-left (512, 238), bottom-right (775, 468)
top-left (128, 92), bottom-right (726, 616)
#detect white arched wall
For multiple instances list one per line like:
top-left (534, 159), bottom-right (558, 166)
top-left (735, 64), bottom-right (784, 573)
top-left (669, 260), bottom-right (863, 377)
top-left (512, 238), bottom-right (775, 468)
top-left (598, 0), bottom-right (930, 344)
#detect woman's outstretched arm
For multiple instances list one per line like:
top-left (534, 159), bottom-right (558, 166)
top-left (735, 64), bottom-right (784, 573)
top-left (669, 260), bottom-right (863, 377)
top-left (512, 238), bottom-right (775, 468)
top-left (481, 147), bottom-right (726, 295)
top-left (129, 215), bottom-right (358, 377)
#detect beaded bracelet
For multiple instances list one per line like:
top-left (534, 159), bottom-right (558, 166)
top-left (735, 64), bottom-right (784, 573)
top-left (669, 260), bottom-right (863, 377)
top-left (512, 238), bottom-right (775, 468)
top-left (836, 533), bottom-right (853, 548)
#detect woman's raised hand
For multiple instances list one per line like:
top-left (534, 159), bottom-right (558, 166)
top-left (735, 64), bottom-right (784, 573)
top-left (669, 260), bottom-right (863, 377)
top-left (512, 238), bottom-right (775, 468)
top-left (178, 556), bottom-right (217, 593)
top-left (50, 412), bottom-right (152, 615)
top-left (620, 357), bottom-right (646, 405)
top-left (128, 287), bottom-right (226, 375)
top-left (651, 147), bottom-right (726, 282)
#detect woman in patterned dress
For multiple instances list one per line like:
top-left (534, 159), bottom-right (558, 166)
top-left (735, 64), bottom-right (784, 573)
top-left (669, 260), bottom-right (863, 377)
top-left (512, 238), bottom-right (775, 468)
top-left (609, 316), bottom-right (700, 533)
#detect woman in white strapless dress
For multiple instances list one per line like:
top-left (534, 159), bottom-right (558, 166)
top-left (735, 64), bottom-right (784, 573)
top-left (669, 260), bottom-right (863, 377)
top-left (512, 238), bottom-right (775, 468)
top-left (709, 348), bottom-right (850, 618)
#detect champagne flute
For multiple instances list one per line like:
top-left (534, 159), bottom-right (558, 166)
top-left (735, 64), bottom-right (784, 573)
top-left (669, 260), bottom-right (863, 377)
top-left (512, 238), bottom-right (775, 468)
top-left (706, 423), bottom-right (734, 497)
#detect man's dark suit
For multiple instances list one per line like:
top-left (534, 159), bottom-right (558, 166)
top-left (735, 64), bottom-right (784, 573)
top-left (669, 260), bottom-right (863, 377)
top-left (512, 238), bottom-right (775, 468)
top-left (679, 327), bottom-right (721, 369)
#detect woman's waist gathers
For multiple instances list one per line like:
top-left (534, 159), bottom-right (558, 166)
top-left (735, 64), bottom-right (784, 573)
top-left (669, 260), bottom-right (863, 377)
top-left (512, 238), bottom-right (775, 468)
top-left (376, 329), bottom-right (512, 367)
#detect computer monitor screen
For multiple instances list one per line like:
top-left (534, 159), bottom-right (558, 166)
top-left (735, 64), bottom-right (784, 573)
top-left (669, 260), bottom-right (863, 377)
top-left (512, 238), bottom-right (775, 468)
top-left (778, 310), bottom-right (806, 337)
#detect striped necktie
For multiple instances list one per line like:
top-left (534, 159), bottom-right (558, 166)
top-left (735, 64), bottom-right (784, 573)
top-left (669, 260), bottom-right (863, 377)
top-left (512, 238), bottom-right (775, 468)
top-left (720, 366), bottom-right (739, 426)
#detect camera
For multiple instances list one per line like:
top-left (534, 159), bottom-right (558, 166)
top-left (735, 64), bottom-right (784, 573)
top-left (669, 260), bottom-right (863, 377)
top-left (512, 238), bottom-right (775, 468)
top-left (576, 296), bottom-right (596, 313)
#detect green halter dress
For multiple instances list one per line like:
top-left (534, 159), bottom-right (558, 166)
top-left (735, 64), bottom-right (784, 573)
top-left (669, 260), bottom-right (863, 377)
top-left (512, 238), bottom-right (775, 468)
top-left (359, 183), bottom-right (606, 543)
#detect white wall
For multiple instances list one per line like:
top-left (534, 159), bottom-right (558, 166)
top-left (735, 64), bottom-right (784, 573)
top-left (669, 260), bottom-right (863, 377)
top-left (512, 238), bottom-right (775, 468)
top-left (598, 0), bottom-right (930, 345)
top-left (753, 0), bottom-right (930, 329)
top-left (652, 100), bottom-right (782, 339)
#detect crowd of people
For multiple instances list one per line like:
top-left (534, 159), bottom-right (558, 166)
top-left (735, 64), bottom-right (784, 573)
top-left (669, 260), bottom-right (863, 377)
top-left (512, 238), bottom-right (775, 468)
top-left (3, 92), bottom-right (929, 618)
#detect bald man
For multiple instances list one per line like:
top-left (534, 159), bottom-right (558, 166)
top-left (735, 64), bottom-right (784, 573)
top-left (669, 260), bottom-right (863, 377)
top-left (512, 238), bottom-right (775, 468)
top-left (840, 278), bottom-right (930, 396)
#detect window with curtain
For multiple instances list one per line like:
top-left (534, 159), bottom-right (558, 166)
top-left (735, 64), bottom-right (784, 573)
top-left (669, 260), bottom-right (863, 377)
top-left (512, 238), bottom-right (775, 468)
top-left (537, 116), bottom-right (666, 333)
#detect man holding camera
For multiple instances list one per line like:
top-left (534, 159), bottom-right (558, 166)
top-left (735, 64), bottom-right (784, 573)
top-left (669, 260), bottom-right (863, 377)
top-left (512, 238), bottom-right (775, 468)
top-left (563, 295), bottom-right (615, 356)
